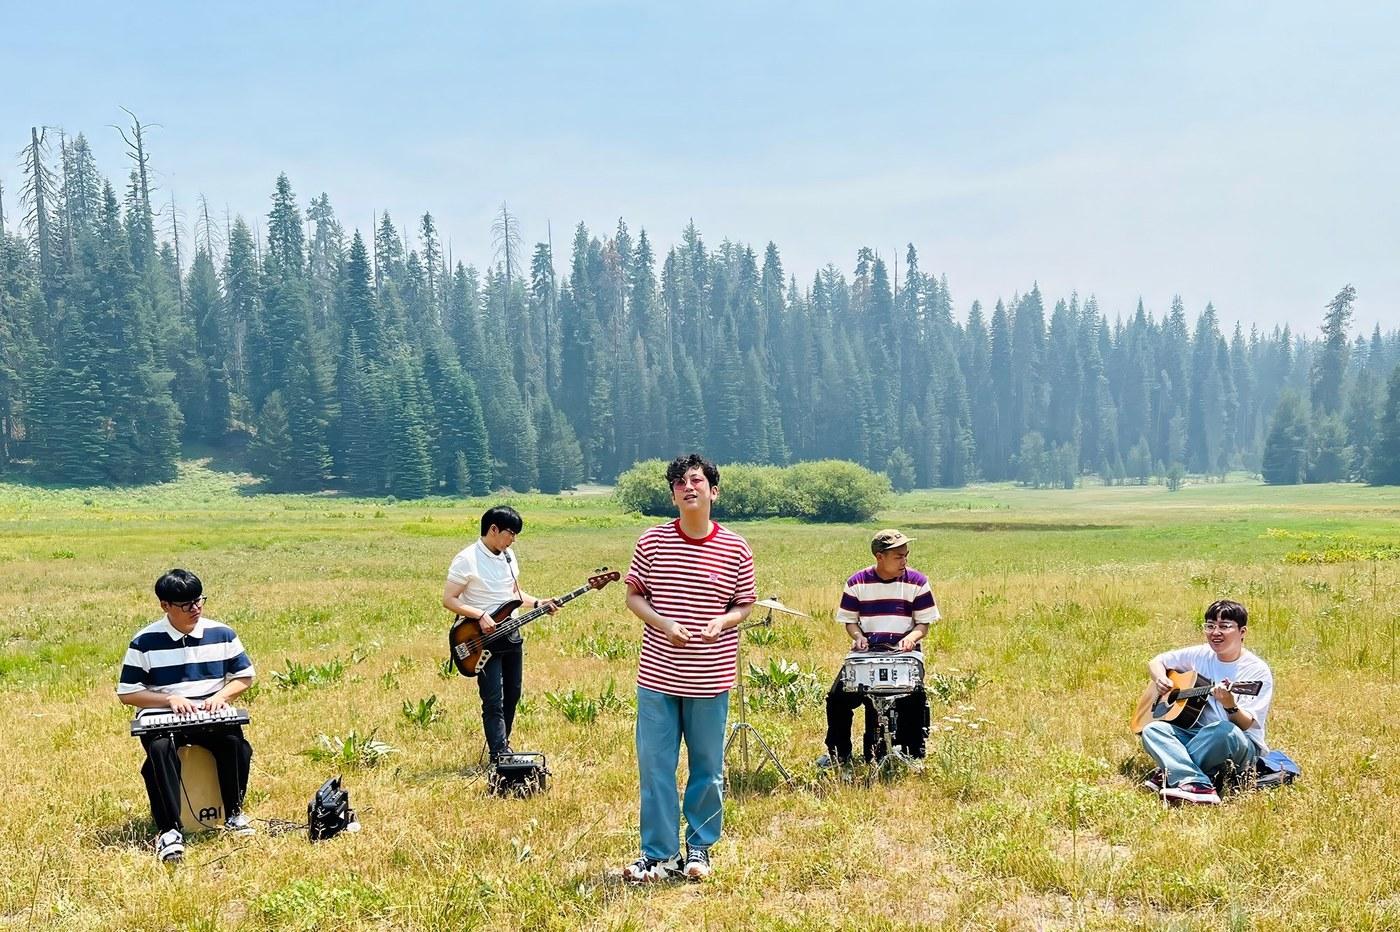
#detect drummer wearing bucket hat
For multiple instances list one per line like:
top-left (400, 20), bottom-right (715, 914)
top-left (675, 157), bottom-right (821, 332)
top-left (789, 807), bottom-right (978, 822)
top-left (818, 528), bottom-right (939, 766)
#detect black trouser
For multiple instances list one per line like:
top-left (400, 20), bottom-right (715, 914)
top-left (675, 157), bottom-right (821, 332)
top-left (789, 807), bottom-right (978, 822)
top-left (139, 724), bottom-right (252, 833)
top-left (824, 683), bottom-right (928, 763)
top-left (477, 637), bottom-right (523, 756)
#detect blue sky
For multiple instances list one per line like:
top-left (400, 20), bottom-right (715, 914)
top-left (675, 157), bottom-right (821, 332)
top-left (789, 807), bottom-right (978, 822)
top-left (3, 1), bottom-right (1397, 332)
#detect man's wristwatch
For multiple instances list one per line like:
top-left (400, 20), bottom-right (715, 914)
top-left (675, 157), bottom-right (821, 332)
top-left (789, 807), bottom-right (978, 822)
top-left (1222, 705), bottom-right (1239, 714)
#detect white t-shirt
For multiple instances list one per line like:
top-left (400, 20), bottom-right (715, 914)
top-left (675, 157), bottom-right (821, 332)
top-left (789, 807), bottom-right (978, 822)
top-left (1151, 644), bottom-right (1273, 753)
top-left (446, 540), bottom-right (522, 617)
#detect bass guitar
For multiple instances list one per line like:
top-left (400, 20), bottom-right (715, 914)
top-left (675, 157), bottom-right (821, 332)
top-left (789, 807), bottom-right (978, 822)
top-left (448, 568), bottom-right (620, 677)
top-left (1131, 668), bottom-right (1263, 734)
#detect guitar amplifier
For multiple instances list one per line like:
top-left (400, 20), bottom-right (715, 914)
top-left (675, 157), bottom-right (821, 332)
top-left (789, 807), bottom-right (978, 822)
top-left (488, 752), bottom-right (549, 798)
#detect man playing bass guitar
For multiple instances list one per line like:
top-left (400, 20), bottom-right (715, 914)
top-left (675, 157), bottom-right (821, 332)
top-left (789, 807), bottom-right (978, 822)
top-left (1140, 599), bottom-right (1273, 805)
top-left (443, 506), bottom-right (557, 763)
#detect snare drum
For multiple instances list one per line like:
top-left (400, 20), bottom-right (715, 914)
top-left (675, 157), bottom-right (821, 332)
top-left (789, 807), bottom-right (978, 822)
top-left (838, 651), bottom-right (924, 695)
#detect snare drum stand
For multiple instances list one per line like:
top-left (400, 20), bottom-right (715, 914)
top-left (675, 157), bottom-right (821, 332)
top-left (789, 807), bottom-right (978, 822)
top-left (867, 694), bottom-right (914, 775)
top-left (723, 608), bottom-right (793, 785)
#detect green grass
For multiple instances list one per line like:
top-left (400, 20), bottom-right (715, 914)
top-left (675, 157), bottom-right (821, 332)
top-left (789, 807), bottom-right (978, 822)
top-left (1, 463), bottom-right (1398, 930)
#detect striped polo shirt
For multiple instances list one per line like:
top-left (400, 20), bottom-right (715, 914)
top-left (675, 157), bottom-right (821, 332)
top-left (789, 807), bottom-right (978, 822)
top-left (117, 616), bottom-right (255, 701)
top-left (626, 519), bottom-right (757, 697)
top-left (836, 567), bottom-right (939, 646)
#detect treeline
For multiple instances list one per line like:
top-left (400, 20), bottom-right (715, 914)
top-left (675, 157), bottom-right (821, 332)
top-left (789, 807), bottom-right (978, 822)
top-left (2, 120), bottom-right (1400, 494)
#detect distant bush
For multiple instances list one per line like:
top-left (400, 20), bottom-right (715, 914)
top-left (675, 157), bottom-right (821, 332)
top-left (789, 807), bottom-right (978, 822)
top-left (786, 460), bottom-right (892, 522)
top-left (714, 464), bottom-right (794, 519)
top-left (613, 458), bottom-right (889, 523)
top-left (613, 459), bottom-right (673, 516)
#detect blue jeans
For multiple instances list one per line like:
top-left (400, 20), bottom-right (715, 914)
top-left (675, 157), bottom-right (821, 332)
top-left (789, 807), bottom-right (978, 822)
top-left (636, 686), bottom-right (729, 860)
top-left (1140, 719), bottom-right (1258, 788)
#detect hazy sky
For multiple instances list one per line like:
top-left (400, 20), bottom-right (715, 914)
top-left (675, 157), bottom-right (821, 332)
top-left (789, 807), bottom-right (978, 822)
top-left (3, 2), bottom-right (1397, 333)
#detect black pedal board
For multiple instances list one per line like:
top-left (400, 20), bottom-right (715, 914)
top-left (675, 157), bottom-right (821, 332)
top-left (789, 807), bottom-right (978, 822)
top-left (488, 752), bottom-right (550, 798)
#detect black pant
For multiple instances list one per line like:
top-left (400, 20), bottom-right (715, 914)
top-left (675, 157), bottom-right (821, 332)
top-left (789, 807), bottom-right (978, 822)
top-left (477, 638), bottom-right (523, 756)
top-left (139, 724), bottom-right (252, 833)
top-left (824, 683), bottom-right (928, 763)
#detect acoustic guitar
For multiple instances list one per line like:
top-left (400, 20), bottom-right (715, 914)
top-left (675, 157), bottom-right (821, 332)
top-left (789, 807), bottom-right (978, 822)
top-left (448, 568), bottom-right (620, 677)
top-left (1131, 668), bottom-right (1263, 734)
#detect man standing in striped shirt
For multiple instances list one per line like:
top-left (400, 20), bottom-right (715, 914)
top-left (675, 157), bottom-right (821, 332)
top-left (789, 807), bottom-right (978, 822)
top-left (821, 529), bottom-right (938, 766)
top-left (117, 569), bottom-right (256, 862)
top-left (621, 454), bottom-right (756, 883)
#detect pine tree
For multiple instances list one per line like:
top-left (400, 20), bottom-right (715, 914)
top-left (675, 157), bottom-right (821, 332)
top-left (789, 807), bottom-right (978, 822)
top-left (1310, 284), bottom-right (1354, 416)
top-left (1261, 392), bottom-right (1309, 485)
top-left (1344, 368), bottom-right (1379, 479)
top-left (1369, 364), bottom-right (1400, 485)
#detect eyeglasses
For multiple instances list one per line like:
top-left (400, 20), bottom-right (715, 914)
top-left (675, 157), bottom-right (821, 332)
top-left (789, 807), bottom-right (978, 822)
top-left (1202, 622), bottom-right (1240, 632)
top-left (168, 597), bottom-right (206, 612)
top-left (671, 476), bottom-right (708, 490)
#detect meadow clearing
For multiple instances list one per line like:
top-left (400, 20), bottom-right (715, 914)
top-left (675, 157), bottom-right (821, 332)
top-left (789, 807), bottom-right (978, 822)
top-left (0, 463), bottom-right (1396, 931)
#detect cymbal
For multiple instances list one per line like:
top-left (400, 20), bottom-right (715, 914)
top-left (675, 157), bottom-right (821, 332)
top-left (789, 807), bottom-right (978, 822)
top-left (753, 597), bottom-right (809, 618)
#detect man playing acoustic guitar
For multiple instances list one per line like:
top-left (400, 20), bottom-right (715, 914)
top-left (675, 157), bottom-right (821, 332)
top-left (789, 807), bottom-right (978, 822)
top-left (1140, 599), bottom-right (1274, 805)
top-left (443, 506), bottom-right (557, 763)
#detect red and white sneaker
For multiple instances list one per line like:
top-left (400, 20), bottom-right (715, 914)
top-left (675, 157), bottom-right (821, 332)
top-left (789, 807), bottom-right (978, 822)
top-left (1161, 782), bottom-right (1221, 805)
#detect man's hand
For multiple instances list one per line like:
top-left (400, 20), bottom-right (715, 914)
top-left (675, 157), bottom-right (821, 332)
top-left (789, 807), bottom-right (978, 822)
top-left (168, 695), bottom-right (199, 715)
top-left (665, 621), bottom-right (692, 647)
top-left (1153, 673), bottom-right (1175, 696)
top-left (1210, 680), bottom-right (1234, 705)
top-left (851, 635), bottom-right (870, 652)
top-left (539, 599), bottom-right (560, 615)
top-left (203, 694), bottom-right (229, 712)
top-left (896, 634), bottom-right (920, 653)
top-left (700, 618), bottom-right (726, 642)
top-left (478, 615), bottom-right (498, 634)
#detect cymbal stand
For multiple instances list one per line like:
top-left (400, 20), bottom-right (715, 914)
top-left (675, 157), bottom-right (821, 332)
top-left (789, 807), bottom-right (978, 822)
top-left (723, 608), bottom-right (792, 784)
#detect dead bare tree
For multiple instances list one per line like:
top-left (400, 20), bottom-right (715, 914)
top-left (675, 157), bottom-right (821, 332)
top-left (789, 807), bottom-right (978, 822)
top-left (492, 201), bottom-right (522, 292)
top-left (111, 108), bottom-right (159, 248)
top-left (195, 194), bottom-right (223, 258)
top-left (19, 127), bottom-right (56, 298)
top-left (168, 191), bottom-right (186, 315)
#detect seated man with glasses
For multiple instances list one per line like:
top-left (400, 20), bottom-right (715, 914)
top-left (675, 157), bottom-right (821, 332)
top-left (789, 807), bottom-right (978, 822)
top-left (1140, 599), bottom-right (1274, 805)
top-left (117, 569), bottom-right (256, 862)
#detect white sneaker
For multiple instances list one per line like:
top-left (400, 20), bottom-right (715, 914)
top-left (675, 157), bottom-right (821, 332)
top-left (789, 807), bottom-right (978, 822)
top-left (155, 828), bottom-right (185, 862)
top-left (225, 811), bottom-right (256, 836)
top-left (683, 846), bottom-right (712, 881)
top-left (622, 854), bottom-right (682, 883)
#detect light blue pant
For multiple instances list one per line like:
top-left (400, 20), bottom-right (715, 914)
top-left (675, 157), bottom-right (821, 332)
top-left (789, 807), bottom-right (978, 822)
top-left (636, 686), bottom-right (729, 860)
top-left (1140, 719), bottom-right (1258, 788)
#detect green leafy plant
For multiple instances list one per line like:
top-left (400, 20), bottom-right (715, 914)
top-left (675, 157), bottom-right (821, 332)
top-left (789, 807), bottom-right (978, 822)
top-left (744, 658), bottom-right (824, 715)
top-left (306, 730), bottom-right (396, 768)
top-left (926, 669), bottom-right (984, 705)
top-left (271, 657), bottom-right (345, 690)
top-left (400, 694), bottom-right (442, 727)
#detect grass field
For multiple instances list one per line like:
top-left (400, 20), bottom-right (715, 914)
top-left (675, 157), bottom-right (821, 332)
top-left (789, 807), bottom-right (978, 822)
top-left (1, 463), bottom-right (1397, 931)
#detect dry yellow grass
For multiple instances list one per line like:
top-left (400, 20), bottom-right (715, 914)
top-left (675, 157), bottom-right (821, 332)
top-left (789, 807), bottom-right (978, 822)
top-left (0, 466), bottom-right (1397, 930)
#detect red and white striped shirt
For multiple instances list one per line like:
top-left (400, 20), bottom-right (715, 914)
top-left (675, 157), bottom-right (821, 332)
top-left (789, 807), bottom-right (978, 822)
top-left (626, 520), bottom-right (757, 697)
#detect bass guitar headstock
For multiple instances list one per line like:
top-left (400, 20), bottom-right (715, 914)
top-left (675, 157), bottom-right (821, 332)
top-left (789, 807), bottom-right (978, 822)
top-left (588, 567), bottom-right (621, 590)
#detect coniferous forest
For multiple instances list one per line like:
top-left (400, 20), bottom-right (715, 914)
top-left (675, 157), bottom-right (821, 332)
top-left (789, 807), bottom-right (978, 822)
top-left (3, 122), bottom-right (1400, 497)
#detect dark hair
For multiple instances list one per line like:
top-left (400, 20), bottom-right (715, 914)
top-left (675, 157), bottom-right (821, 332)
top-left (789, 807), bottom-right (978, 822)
top-left (665, 453), bottom-right (719, 489)
top-left (1205, 599), bottom-right (1248, 627)
top-left (155, 568), bottom-right (203, 603)
top-left (480, 505), bottom-right (523, 537)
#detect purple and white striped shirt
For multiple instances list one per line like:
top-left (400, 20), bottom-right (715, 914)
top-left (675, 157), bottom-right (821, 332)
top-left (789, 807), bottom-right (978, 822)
top-left (836, 567), bottom-right (939, 645)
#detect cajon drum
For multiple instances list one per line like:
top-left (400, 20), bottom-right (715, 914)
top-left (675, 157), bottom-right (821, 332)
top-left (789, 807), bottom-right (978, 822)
top-left (177, 745), bottom-right (225, 833)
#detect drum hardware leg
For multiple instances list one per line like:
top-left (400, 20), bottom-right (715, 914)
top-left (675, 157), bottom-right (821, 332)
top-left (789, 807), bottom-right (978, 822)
top-left (725, 608), bottom-right (793, 787)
